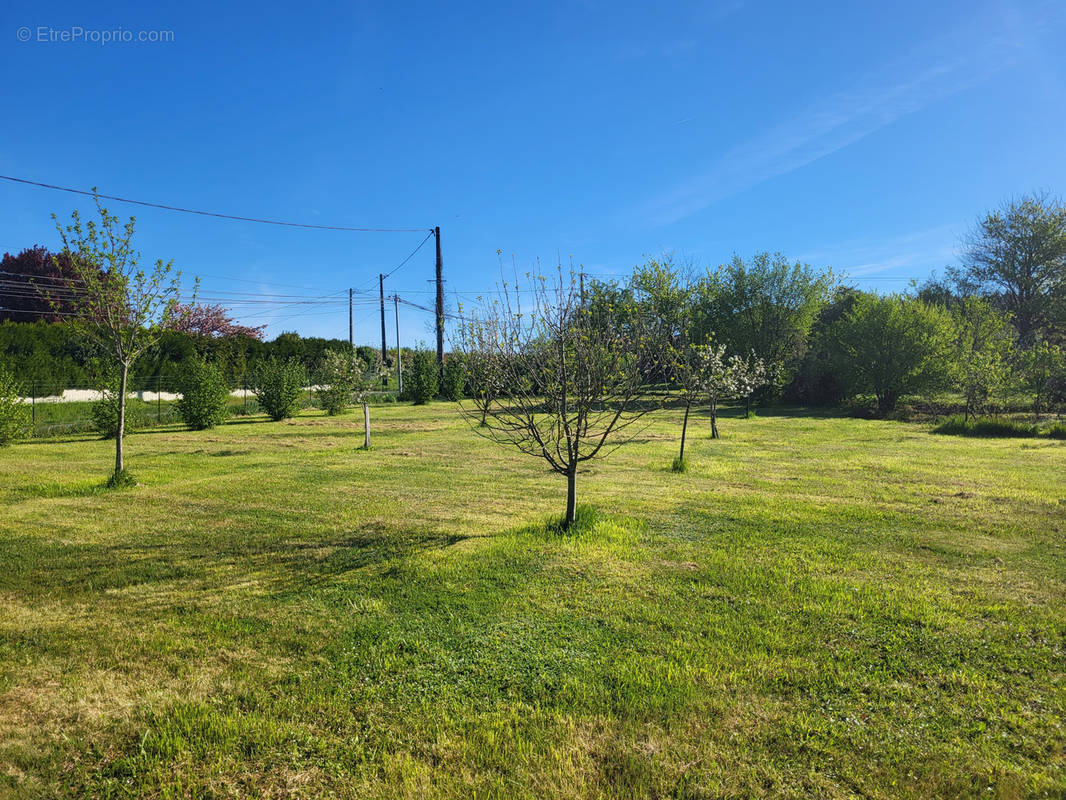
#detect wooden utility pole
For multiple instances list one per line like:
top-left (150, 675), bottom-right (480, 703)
top-left (379, 273), bottom-right (387, 385)
top-left (434, 226), bottom-right (444, 380)
top-left (349, 288), bottom-right (354, 350)
top-left (393, 293), bottom-right (403, 395)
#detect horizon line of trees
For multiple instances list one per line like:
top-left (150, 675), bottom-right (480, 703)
top-left (2, 192), bottom-right (1064, 416)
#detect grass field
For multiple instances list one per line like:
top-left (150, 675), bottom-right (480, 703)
top-left (1, 403), bottom-right (1064, 798)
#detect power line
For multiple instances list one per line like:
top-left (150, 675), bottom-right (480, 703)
top-left (382, 230), bottom-right (435, 280)
top-left (0, 174), bottom-right (431, 233)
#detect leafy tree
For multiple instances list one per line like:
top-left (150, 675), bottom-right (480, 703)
top-left (53, 194), bottom-right (188, 484)
top-left (1020, 341), bottom-right (1066, 414)
top-left (440, 354), bottom-right (466, 401)
top-left (955, 192), bottom-right (1066, 344)
top-left (949, 297), bottom-right (1015, 419)
top-left (317, 350), bottom-right (356, 416)
top-left (0, 246), bottom-right (81, 322)
top-left (176, 358), bottom-right (231, 429)
top-left (0, 362), bottom-right (28, 445)
top-left (253, 357), bottom-right (304, 421)
top-left (696, 253), bottom-right (833, 393)
top-left (785, 287), bottom-right (862, 405)
top-left (630, 256), bottom-right (691, 382)
top-left (828, 294), bottom-right (955, 415)
top-left (461, 310), bottom-right (505, 426)
top-left (456, 269), bottom-right (661, 528)
top-left (407, 348), bottom-right (439, 405)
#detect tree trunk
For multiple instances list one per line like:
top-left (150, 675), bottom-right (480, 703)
top-left (363, 402), bottom-right (371, 448)
top-left (679, 402), bottom-right (690, 461)
top-left (565, 466), bottom-right (577, 528)
top-left (878, 390), bottom-right (897, 417)
top-left (115, 363), bottom-right (128, 475)
top-left (710, 398), bottom-right (719, 439)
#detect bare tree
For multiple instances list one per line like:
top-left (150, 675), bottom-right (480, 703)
top-left (52, 193), bottom-right (189, 483)
top-left (456, 267), bottom-right (662, 527)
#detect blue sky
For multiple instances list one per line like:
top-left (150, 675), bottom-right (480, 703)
top-left (2, 0), bottom-right (1064, 344)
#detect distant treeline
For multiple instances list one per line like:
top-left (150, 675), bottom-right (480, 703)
top-left (2, 193), bottom-right (1063, 414)
top-left (0, 321), bottom-right (389, 394)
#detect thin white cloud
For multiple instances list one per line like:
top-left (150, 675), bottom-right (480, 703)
top-left (643, 7), bottom-right (1046, 226)
top-left (796, 223), bottom-right (962, 283)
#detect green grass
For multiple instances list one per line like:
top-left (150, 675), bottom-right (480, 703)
top-left (933, 414), bottom-right (1066, 440)
top-left (1, 404), bottom-right (1064, 798)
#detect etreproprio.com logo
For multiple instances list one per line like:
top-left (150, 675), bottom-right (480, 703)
top-left (16, 26), bottom-right (175, 44)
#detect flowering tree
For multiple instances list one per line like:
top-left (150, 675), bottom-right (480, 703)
top-left (169, 302), bottom-right (266, 340)
top-left (52, 193), bottom-right (190, 484)
top-left (689, 343), bottom-right (768, 439)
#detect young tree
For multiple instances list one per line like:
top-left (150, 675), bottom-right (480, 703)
top-left (407, 348), bottom-right (439, 404)
top-left (730, 350), bottom-right (770, 415)
top-left (0, 362), bottom-right (28, 445)
top-left (253, 357), bottom-right (304, 421)
top-left (456, 268), bottom-right (661, 527)
top-left (317, 350), bottom-right (356, 416)
top-left (352, 354), bottom-right (382, 448)
top-left (440, 354), bottom-right (466, 401)
top-left (668, 336), bottom-right (709, 470)
top-left (320, 349), bottom-right (383, 445)
top-left (53, 194), bottom-right (188, 484)
top-left (955, 192), bottom-right (1066, 344)
top-left (828, 294), bottom-right (955, 415)
top-left (950, 297), bottom-right (1015, 419)
top-left (1021, 341), bottom-right (1066, 414)
top-left (690, 343), bottom-right (767, 438)
top-left (176, 358), bottom-right (231, 429)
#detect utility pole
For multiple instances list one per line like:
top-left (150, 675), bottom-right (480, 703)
top-left (393, 293), bottom-right (403, 395)
top-left (349, 288), bottom-right (354, 350)
top-left (434, 226), bottom-right (444, 381)
top-left (379, 273), bottom-right (387, 386)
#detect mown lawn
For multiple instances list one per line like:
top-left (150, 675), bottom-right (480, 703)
top-left (1, 403), bottom-right (1063, 798)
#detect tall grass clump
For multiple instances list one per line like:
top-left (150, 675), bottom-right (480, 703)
top-left (933, 415), bottom-right (1040, 438)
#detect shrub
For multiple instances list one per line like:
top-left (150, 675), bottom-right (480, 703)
top-left (317, 351), bottom-right (357, 416)
top-left (1044, 422), bottom-right (1066, 440)
top-left (440, 355), bottom-right (466, 401)
top-left (253, 357), bottom-right (304, 421)
top-left (0, 363), bottom-right (28, 446)
top-left (406, 349), bottom-right (438, 405)
top-left (177, 359), bottom-right (231, 429)
top-left (89, 380), bottom-right (153, 439)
